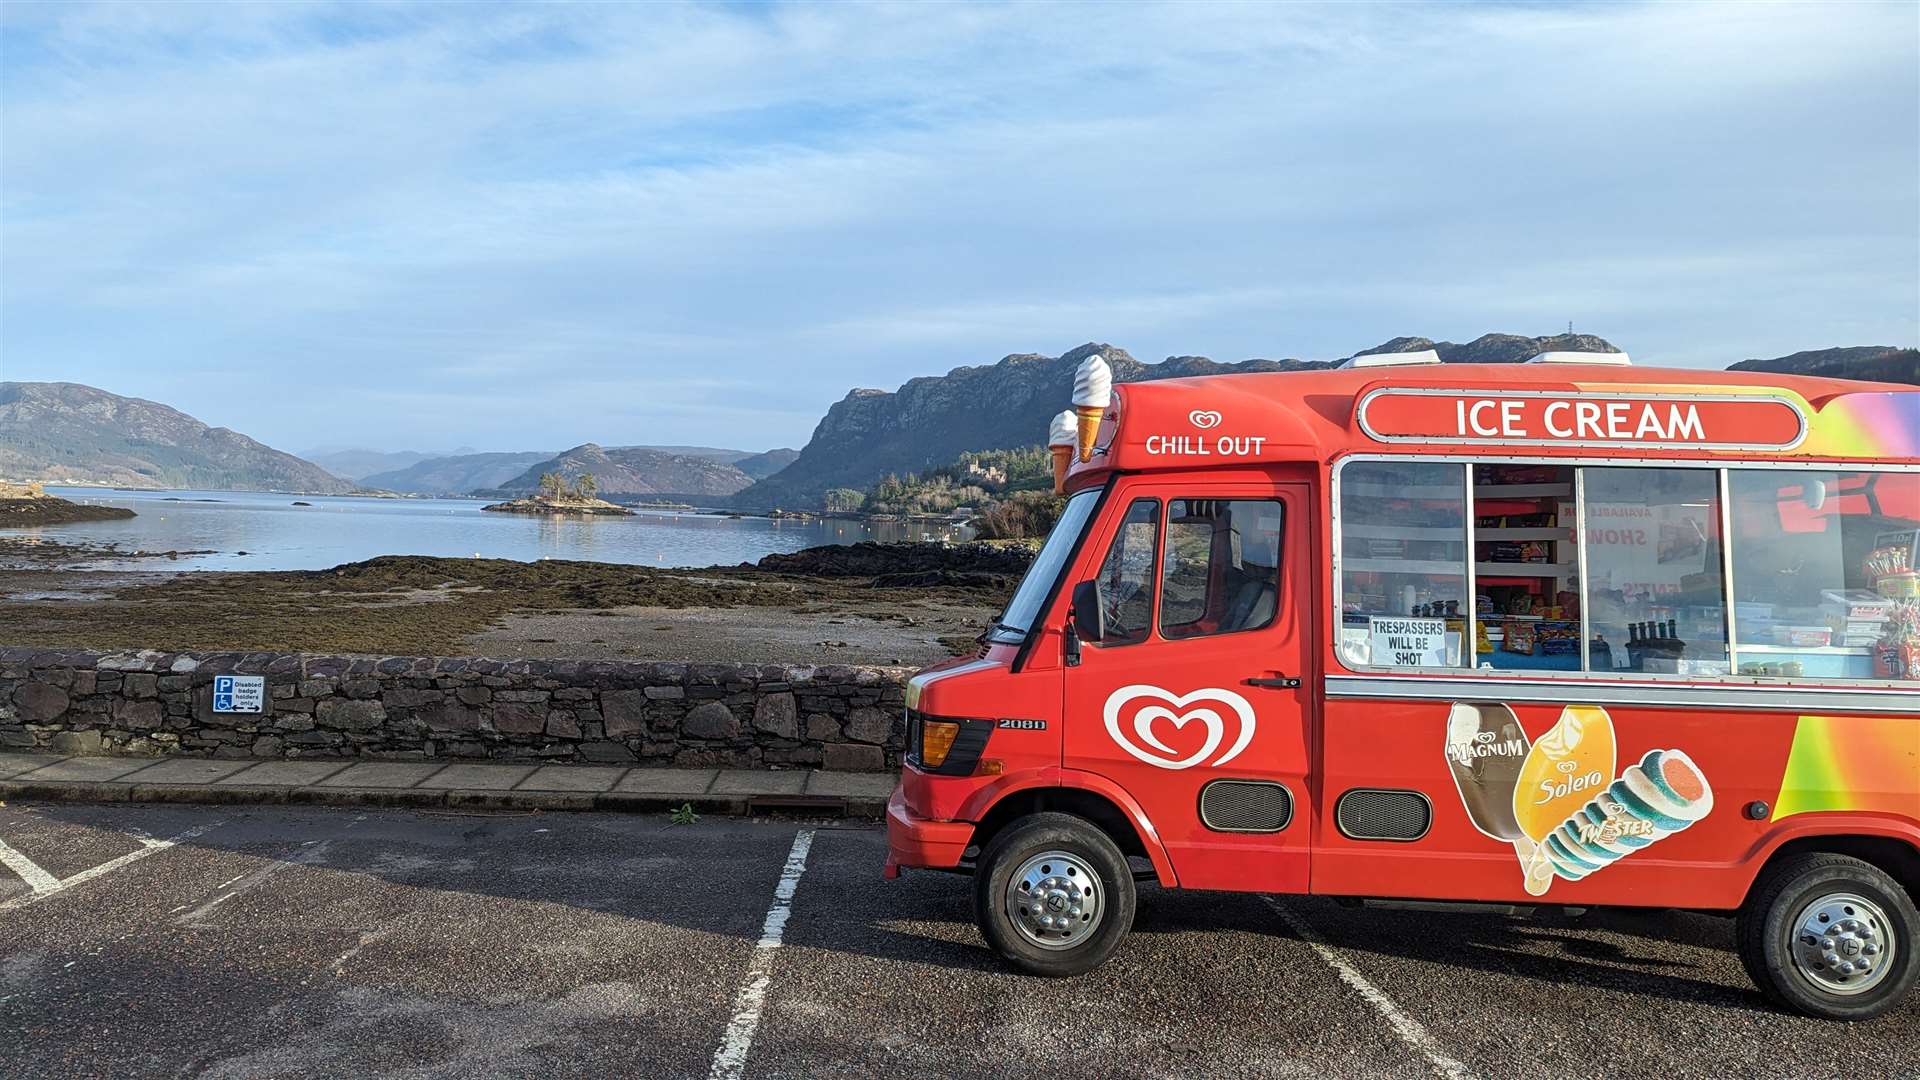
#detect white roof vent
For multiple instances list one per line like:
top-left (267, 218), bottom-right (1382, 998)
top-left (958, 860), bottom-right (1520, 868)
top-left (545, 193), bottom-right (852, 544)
top-left (1526, 351), bottom-right (1631, 366)
top-left (1338, 349), bottom-right (1441, 369)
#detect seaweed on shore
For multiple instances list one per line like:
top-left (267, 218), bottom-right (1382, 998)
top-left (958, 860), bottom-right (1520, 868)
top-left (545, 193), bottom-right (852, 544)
top-left (0, 553), bottom-right (1014, 657)
top-left (0, 496), bottom-right (136, 526)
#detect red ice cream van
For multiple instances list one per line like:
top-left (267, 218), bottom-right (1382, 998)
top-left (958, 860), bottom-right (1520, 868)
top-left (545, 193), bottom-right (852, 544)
top-left (884, 349), bottom-right (1920, 1020)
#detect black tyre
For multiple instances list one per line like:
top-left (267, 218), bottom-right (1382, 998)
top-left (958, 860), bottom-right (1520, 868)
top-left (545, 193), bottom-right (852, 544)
top-left (1735, 852), bottom-right (1918, 1021)
top-left (973, 812), bottom-right (1136, 976)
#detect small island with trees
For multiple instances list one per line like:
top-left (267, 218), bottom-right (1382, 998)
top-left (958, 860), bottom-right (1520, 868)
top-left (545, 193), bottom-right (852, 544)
top-left (480, 472), bottom-right (635, 517)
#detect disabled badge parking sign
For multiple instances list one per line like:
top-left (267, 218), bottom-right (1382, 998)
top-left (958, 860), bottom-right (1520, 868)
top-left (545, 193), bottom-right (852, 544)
top-left (212, 675), bottom-right (265, 714)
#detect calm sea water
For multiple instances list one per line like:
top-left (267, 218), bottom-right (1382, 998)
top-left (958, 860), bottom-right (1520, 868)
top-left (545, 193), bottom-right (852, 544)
top-left (23, 487), bottom-right (970, 572)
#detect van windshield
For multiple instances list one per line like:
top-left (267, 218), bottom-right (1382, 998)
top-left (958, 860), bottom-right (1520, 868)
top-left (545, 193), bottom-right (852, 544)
top-left (988, 488), bottom-right (1101, 644)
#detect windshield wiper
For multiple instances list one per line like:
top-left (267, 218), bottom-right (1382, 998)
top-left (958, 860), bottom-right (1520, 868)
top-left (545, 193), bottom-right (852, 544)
top-left (987, 620), bottom-right (1028, 641)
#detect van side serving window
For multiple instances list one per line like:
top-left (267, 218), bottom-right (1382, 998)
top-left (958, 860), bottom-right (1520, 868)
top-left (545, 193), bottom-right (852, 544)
top-left (1337, 461), bottom-right (1469, 668)
top-left (1582, 467), bottom-right (1730, 676)
top-left (1334, 458), bottom-right (1919, 683)
top-left (1728, 470), bottom-right (1920, 680)
top-left (1090, 499), bottom-right (1160, 647)
top-left (1160, 499), bottom-right (1284, 639)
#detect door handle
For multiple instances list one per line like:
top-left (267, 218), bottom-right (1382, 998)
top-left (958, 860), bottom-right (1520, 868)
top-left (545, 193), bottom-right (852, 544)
top-left (1243, 675), bottom-right (1301, 689)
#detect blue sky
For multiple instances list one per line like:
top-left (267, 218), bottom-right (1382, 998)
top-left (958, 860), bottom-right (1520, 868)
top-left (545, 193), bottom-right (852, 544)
top-left (2, 0), bottom-right (1915, 454)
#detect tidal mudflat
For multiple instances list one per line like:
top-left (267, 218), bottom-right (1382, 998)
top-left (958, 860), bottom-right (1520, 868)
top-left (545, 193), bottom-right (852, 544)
top-left (0, 548), bottom-right (1016, 667)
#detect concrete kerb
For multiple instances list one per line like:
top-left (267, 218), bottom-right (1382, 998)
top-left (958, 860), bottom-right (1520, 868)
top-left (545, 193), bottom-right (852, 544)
top-left (0, 755), bottom-right (894, 818)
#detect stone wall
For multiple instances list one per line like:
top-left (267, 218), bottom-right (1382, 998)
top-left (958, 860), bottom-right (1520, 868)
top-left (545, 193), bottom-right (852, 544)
top-left (0, 648), bottom-right (909, 771)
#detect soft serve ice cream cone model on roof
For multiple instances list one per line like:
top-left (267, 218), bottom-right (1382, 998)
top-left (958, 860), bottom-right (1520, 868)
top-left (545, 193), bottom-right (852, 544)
top-left (1072, 355), bottom-right (1113, 463)
top-left (1048, 409), bottom-right (1078, 494)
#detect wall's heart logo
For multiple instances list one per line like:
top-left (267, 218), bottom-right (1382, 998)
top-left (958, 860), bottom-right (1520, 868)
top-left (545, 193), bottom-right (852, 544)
top-left (1102, 685), bottom-right (1257, 770)
top-left (1187, 409), bottom-right (1223, 429)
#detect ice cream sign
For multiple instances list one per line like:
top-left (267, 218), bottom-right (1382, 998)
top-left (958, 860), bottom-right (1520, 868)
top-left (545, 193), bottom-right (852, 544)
top-left (1357, 389), bottom-right (1807, 450)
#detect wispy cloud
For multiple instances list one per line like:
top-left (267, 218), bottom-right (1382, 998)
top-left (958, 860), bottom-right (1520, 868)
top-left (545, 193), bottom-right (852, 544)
top-left (2, 0), bottom-right (1914, 451)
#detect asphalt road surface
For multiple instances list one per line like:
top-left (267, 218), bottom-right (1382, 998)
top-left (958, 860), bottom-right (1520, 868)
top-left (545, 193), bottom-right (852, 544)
top-left (1, 802), bottom-right (1913, 1079)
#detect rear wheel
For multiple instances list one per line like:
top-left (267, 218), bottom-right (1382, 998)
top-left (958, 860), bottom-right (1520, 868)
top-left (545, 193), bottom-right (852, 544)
top-left (973, 812), bottom-right (1136, 976)
top-left (1736, 852), bottom-right (1917, 1021)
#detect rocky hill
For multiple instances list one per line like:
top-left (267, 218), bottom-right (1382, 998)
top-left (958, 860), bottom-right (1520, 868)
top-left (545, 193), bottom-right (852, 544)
top-left (362, 451), bottom-right (556, 496)
top-left (633, 445), bottom-right (798, 478)
top-left (1357, 332), bottom-right (1621, 364)
top-left (363, 445), bottom-right (792, 495)
top-left (732, 333), bottom-right (1619, 509)
top-left (489, 443), bottom-right (757, 499)
top-left (0, 382), bottom-right (352, 493)
top-left (1728, 346), bottom-right (1918, 385)
top-left (732, 448), bottom-right (800, 479)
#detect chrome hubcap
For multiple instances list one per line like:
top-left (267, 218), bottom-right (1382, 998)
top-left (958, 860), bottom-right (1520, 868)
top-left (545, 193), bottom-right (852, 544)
top-left (1007, 849), bottom-right (1103, 951)
top-left (1791, 892), bottom-right (1896, 995)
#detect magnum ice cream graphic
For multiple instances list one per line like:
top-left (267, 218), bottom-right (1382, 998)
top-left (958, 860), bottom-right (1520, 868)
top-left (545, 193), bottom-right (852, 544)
top-left (1444, 704), bottom-right (1533, 861)
top-left (1445, 703), bottom-right (1715, 895)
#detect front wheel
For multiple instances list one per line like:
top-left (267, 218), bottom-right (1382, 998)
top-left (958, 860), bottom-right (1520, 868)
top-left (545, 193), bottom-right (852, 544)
top-left (1735, 852), bottom-right (1918, 1021)
top-left (973, 812), bottom-right (1136, 976)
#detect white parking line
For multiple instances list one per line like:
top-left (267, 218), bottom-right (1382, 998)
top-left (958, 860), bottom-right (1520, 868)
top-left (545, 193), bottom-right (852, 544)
top-left (1264, 897), bottom-right (1477, 1080)
top-left (332, 919), bottom-right (405, 976)
top-left (176, 839), bottom-right (332, 929)
top-left (0, 822), bottom-right (226, 913)
top-left (0, 836), bottom-right (62, 895)
top-left (708, 827), bottom-right (816, 1080)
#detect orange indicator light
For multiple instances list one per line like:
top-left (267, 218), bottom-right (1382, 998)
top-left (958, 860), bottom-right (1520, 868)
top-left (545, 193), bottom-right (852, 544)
top-left (920, 720), bottom-right (960, 767)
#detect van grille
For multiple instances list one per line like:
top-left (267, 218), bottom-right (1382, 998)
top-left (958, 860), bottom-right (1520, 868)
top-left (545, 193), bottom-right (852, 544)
top-left (1335, 789), bottom-right (1432, 842)
top-left (1199, 780), bottom-right (1293, 833)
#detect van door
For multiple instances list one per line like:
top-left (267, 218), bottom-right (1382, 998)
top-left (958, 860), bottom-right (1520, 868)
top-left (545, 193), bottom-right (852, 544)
top-left (1061, 480), bottom-right (1314, 893)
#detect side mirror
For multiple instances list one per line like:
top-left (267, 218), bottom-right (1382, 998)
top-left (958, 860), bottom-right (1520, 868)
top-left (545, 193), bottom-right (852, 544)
top-left (1070, 579), bottom-right (1106, 644)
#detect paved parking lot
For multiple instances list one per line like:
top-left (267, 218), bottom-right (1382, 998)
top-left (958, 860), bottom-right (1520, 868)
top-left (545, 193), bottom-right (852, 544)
top-left (1, 801), bottom-right (1913, 1079)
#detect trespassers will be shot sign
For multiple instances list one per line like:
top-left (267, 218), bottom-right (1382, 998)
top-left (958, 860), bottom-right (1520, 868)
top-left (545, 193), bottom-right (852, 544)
top-left (1356, 389), bottom-right (1807, 450)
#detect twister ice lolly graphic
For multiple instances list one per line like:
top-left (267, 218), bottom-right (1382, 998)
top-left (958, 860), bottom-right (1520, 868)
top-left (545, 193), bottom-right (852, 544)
top-left (1072, 355), bottom-right (1113, 463)
top-left (1535, 748), bottom-right (1715, 886)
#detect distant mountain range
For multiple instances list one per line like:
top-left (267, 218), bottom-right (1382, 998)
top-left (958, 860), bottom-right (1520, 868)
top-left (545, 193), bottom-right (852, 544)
top-left (0, 381), bottom-right (798, 496)
top-left (304, 447), bottom-right (469, 482)
top-left (362, 451), bottom-right (558, 495)
top-left (733, 334), bottom-right (1917, 508)
top-left (728, 448), bottom-right (802, 480)
top-left (4, 339), bottom-right (1906, 499)
top-left (1727, 345), bottom-right (1918, 383)
top-left (361, 445), bottom-right (797, 496)
top-left (0, 382), bottom-right (353, 493)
